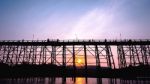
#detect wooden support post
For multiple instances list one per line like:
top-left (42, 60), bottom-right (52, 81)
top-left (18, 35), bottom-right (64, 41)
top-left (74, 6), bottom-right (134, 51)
top-left (51, 46), bottom-right (56, 64)
top-left (134, 45), bottom-right (140, 65)
top-left (62, 45), bottom-right (66, 67)
top-left (2, 45), bottom-right (6, 63)
top-left (6, 46), bottom-right (11, 64)
top-left (105, 45), bottom-right (112, 68)
top-left (129, 45), bottom-right (133, 66)
top-left (95, 45), bottom-right (100, 69)
top-left (53, 46), bottom-right (56, 64)
top-left (131, 45), bottom-right (136, 66)
top-left (15, 45), bottom-right (19, 64)
top-left (18, 46), bottom-right (23, 64)
top-left (51, 46), bottom-right (53, 64)
top-left (121, 46), bottom-right (127, 68)
top-left (39, 46), bottom-right (43, 64)
top-left (11, 46), bottom-right (16, 65)
top-left (73, 45), bottom-right (76, 76)
top-left (84, 45), bottom-right (87, 75)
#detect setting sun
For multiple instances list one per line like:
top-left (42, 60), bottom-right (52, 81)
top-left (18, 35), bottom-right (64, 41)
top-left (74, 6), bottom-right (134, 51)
top-left (77, 59), bottom-right (82, 64)
top-left (75, 56), bottom-right (84, 67)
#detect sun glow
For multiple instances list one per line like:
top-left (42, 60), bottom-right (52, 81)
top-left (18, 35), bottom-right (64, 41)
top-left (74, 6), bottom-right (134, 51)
top-left (75, 77), bottom-right (85, 84)
top-left (77, 59), bottom-right (82, 64)
top-left (75, 56), bottom-right (84, 67)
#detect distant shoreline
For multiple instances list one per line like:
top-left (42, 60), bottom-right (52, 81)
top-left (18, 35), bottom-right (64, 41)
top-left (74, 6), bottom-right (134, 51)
top-left (0, 63), bottom-right (150, 78)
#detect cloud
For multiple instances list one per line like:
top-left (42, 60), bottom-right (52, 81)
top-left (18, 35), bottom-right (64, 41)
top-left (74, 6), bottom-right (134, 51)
top-left (66, 6), bottom-right (117, 39)
top-left (64, 0), bottom-right (131, 39)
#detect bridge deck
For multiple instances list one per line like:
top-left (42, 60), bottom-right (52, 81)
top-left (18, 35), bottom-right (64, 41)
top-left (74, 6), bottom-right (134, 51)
top-left (0, 39), bottom-right (150, 46)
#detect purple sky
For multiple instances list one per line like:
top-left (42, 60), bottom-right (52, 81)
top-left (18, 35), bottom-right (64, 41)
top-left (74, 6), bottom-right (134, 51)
top-left (0, 0), bottom-right (150, 40)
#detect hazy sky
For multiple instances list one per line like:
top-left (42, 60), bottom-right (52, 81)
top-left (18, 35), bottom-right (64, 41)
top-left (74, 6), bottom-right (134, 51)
top-left (0, 0), bottom-right (150, 40)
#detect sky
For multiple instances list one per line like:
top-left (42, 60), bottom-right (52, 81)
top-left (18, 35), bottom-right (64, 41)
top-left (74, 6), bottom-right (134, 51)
top-left (0, 0), bottom-right (150, 40)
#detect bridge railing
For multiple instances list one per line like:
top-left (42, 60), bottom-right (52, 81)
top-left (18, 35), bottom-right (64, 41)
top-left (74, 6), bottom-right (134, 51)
top-left (0, 39), bottom-right (150, 43)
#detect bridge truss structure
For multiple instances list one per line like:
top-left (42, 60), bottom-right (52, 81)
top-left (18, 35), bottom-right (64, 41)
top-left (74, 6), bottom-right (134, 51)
top-left (0, 39), bottom-right (150, 69)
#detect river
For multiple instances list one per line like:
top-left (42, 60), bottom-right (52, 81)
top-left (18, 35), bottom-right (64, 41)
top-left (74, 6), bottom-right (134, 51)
top-left (0, 77), bottom-right (150, 84)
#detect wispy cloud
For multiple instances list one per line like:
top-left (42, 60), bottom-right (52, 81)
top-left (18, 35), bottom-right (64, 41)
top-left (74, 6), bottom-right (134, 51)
top-left (65, 1), bottom-right (125, 39)
top-left (0, 0), bottom-right (150, 40)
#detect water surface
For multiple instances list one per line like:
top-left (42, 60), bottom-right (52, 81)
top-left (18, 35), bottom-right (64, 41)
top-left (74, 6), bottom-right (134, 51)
top-left (0, 77), bottom-right (150, 84)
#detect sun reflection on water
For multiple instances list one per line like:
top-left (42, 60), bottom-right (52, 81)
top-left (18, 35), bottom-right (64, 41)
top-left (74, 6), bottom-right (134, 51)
top-left (75, 77), bottom-right (85, 84)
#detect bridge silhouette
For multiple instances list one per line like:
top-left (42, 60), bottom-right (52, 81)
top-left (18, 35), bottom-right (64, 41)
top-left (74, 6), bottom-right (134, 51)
top-left (0, 39), bottom-right (150, 77)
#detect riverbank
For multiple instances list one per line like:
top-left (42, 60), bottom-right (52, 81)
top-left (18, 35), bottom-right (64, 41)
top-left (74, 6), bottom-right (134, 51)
top-left (0, 63), bottom-right (150, 78)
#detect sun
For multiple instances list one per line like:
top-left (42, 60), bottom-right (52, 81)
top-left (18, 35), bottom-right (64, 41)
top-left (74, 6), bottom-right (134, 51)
top-left (75, 56), bottom-right (84, 67)
top-left (77, 59), bottom-right (82, 64)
